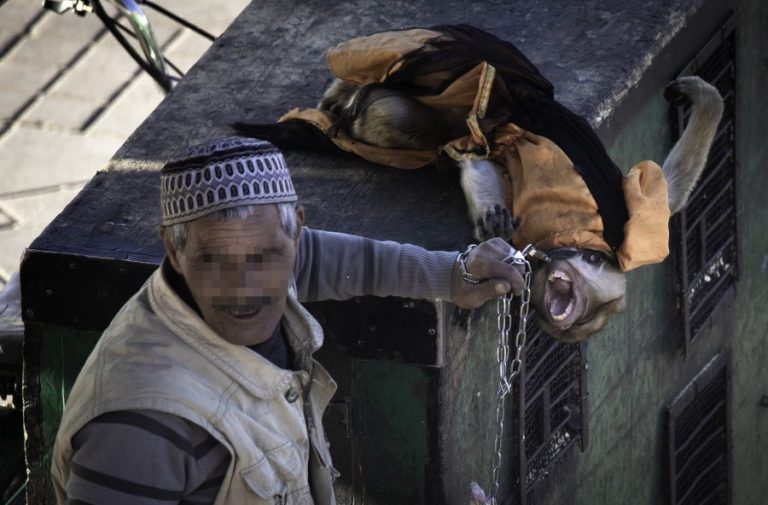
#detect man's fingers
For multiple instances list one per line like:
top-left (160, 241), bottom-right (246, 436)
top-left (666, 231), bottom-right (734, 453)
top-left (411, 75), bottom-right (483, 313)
top-left (493, 280), bottom-right (511, 296)
top-left (466, 256), bottom-right (525, 295)
top-left (494, 272), bottom-right (524, 296)
top-left (464, 280), bottom-right (510, 308)
top-left (483, 262), bottom-right (525, 293)
top-left (482, 237), bottom-right (511, 254)
top-left (452, 238), bottom-right (531, 308)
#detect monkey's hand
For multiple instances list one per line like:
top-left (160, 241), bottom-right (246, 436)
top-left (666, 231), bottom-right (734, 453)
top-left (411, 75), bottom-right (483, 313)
top-left (451, 237), bottom-right (526, 309)
top-left (474, 204), bottom-right (517, 242)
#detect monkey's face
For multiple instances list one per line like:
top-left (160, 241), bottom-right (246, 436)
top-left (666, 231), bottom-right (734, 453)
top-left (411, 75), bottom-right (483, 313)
top-left (530, 251), bottom-right (627, 343)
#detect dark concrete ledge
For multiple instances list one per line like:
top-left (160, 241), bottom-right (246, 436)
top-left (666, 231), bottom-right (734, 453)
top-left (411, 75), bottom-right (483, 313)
top-left (31, 0), bottom-right (735, 255)
top-left (113, 0), bottom-right (715, 157)
top-left (22, 0), bottom-right (735, 327)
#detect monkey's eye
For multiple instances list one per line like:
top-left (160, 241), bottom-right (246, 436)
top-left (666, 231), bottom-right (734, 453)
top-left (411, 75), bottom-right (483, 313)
top-left (583, 251), bottom-right (605, 265)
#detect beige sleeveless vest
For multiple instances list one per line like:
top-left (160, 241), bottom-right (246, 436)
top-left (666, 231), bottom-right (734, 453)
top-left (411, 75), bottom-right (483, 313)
top-left (52, 265), bottom-right (339, 505)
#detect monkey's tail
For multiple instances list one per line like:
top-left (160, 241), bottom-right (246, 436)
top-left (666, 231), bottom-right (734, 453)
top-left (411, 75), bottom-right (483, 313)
top-left (232, 120), bottom-right (343, 154)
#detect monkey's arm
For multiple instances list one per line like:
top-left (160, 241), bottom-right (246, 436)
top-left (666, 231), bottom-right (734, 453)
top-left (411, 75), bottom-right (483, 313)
top-left (661, 76), bottom-right (724, 214)
top-left (459, 159), bottom-right (515, 241)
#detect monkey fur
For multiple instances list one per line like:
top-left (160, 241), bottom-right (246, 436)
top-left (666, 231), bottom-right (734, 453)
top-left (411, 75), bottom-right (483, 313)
top-left (318, 75), bottom-right (724, 342)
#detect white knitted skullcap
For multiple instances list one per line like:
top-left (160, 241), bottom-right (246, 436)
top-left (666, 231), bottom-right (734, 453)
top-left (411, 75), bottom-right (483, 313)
top-left (160, 136), bottom-right (297, 225)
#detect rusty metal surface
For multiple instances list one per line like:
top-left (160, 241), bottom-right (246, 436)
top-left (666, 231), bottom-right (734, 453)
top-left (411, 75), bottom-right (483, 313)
top-left (667, 350), bottom-right (731, 505)
top-left (515, 318), bottom-right (588, 504)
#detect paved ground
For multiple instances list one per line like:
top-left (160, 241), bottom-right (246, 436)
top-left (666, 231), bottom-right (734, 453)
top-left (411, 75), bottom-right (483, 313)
top-left (0, 0), bottom-right (250, 290)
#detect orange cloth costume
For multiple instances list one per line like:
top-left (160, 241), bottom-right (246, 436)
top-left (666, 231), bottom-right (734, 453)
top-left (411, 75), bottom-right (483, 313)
top-left (265, 27), bottom-right (671, 271)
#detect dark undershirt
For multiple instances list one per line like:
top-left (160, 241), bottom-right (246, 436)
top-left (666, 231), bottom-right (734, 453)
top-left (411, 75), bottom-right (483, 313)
top-left (161, 260), bottom-right (293, 370)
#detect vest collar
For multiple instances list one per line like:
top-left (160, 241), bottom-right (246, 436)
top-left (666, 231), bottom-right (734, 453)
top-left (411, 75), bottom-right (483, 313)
top-left (282, 280), bottom-right (325, 368)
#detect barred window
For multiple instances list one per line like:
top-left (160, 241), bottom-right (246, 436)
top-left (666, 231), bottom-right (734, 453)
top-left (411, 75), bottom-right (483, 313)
top-left (671, 14), bottom-right (738, 350)
top-left (513, 317), bottom-right (588, 504)
top-left (667, 351), bottom-right (730, 505)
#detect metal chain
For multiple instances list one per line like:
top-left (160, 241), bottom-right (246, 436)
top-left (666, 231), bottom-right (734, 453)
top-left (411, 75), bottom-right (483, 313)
top-left (489, 245), bottom-right (534, 505)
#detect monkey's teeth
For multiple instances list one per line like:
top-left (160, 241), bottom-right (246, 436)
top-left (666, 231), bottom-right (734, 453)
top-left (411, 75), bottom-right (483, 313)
top-left (547, 270), bottom-right (574, 322)
top-left (547, 271), bottom-right (572, 282)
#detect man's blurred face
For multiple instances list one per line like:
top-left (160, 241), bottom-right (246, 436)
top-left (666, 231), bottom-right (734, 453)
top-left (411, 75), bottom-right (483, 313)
top-left (162, 205), bottom-right (302, 346)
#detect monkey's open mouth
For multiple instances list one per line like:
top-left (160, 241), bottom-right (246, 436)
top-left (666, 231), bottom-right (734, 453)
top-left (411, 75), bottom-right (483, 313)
top-left (546, 270), bottom-right (575, 323)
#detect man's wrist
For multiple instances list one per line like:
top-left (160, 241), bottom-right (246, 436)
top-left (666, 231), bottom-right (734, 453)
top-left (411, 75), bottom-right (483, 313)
top-left (456, 244), bottom-right (482, 284)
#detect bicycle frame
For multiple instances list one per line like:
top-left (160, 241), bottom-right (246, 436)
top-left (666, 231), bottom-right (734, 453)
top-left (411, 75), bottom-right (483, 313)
top-left (93, 0), bottom-right (171, 91)
top-left (42, 0), bottom-right (175, 91)
top-left (111, 1), bottom-right (166, 81)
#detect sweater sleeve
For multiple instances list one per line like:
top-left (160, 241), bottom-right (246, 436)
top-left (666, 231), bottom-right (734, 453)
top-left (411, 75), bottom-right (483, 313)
top-left (294, 228), bottom-right (457, 303)
top-left (65, 410), bottom-right (229, 505)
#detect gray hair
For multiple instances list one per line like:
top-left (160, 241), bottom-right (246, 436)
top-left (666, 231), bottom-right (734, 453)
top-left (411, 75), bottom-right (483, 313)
top-left (164, 202), bottom-right (298, 253)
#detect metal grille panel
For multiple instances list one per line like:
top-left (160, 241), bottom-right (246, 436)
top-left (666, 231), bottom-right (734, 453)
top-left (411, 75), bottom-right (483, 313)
top-left (515, 316), bottom-right (588, 504)
top-left (672, 15), bottom-right (738, 349)
top-left (668, 352), bottom-right (730, 505)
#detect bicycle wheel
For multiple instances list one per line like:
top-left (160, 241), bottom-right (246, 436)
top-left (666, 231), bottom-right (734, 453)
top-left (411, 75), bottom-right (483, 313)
top-left (91, 0), bottom-right (172, 92)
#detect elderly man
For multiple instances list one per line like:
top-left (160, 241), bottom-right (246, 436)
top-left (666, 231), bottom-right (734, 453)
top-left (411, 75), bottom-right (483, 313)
top-left (51, 137), bottom-right (524, 505)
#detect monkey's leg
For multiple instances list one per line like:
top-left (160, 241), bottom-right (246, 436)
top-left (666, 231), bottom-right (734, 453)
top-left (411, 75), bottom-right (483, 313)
top-left (662, 76), bottom-right (724, 214)
top-left (320, 78), bottom-right (469, 149)
top-left (350, 90), bottom-right (468, 149)
top-left (318, 78), bottom-right (359, 117)
top-left (460, 158), bottom-right (515, 241)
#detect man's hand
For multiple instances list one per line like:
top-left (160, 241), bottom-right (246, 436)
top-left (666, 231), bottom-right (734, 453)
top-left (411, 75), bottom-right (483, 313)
top-left (451, 238), bottom-right (526, 309)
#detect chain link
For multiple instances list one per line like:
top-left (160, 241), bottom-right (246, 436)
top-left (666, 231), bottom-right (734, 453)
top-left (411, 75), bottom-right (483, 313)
top-left (489, 246), bottom-right (534, 505)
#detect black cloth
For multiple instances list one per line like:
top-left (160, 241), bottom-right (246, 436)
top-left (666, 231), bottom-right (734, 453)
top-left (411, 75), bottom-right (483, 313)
top-left (161, 260), bottom-right (293, 370)
top-left (389, 24), bottom-right (630, 250)
top-left (233, 24), bottom-right (629, 249)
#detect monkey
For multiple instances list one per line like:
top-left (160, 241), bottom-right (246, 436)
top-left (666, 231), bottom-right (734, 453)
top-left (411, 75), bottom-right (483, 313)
top-left (316, 75), bottom-right (724, 343)
top-left (233, 26), bottom-right (724, 343)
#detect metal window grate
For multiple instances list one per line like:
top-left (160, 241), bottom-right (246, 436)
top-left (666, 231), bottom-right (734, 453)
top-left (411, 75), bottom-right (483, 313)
top-left (667, 351), bottom-right (731, 505)
top-left (672, 14), bottom-right (738, 350)
top-left (513, 316), bottom-right (588, 504)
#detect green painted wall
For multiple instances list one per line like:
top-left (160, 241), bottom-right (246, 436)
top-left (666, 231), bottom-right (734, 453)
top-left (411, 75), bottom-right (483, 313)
top-left (725, 1), bottom-right (768, 503)
top-left (541, 2), bottom-right (768, 503)
top-left (350, 359), bottom-right (431, 502)
top-left (25, 325), bottom-right (101, 504)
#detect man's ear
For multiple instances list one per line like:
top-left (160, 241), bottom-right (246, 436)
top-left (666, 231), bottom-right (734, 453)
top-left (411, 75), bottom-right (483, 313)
top-left (294, 205), bottom-right (305, 246)
top-left (159, 226), bottom-right (183, 274)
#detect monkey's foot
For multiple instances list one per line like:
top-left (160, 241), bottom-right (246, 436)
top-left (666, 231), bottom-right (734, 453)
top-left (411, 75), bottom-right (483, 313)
top-left (474, 205), bottom-right (516, 241)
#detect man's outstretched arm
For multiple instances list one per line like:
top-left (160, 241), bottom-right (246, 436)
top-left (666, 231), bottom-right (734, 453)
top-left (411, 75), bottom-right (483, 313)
top-left (294, 228), bottom-right (523, 308)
